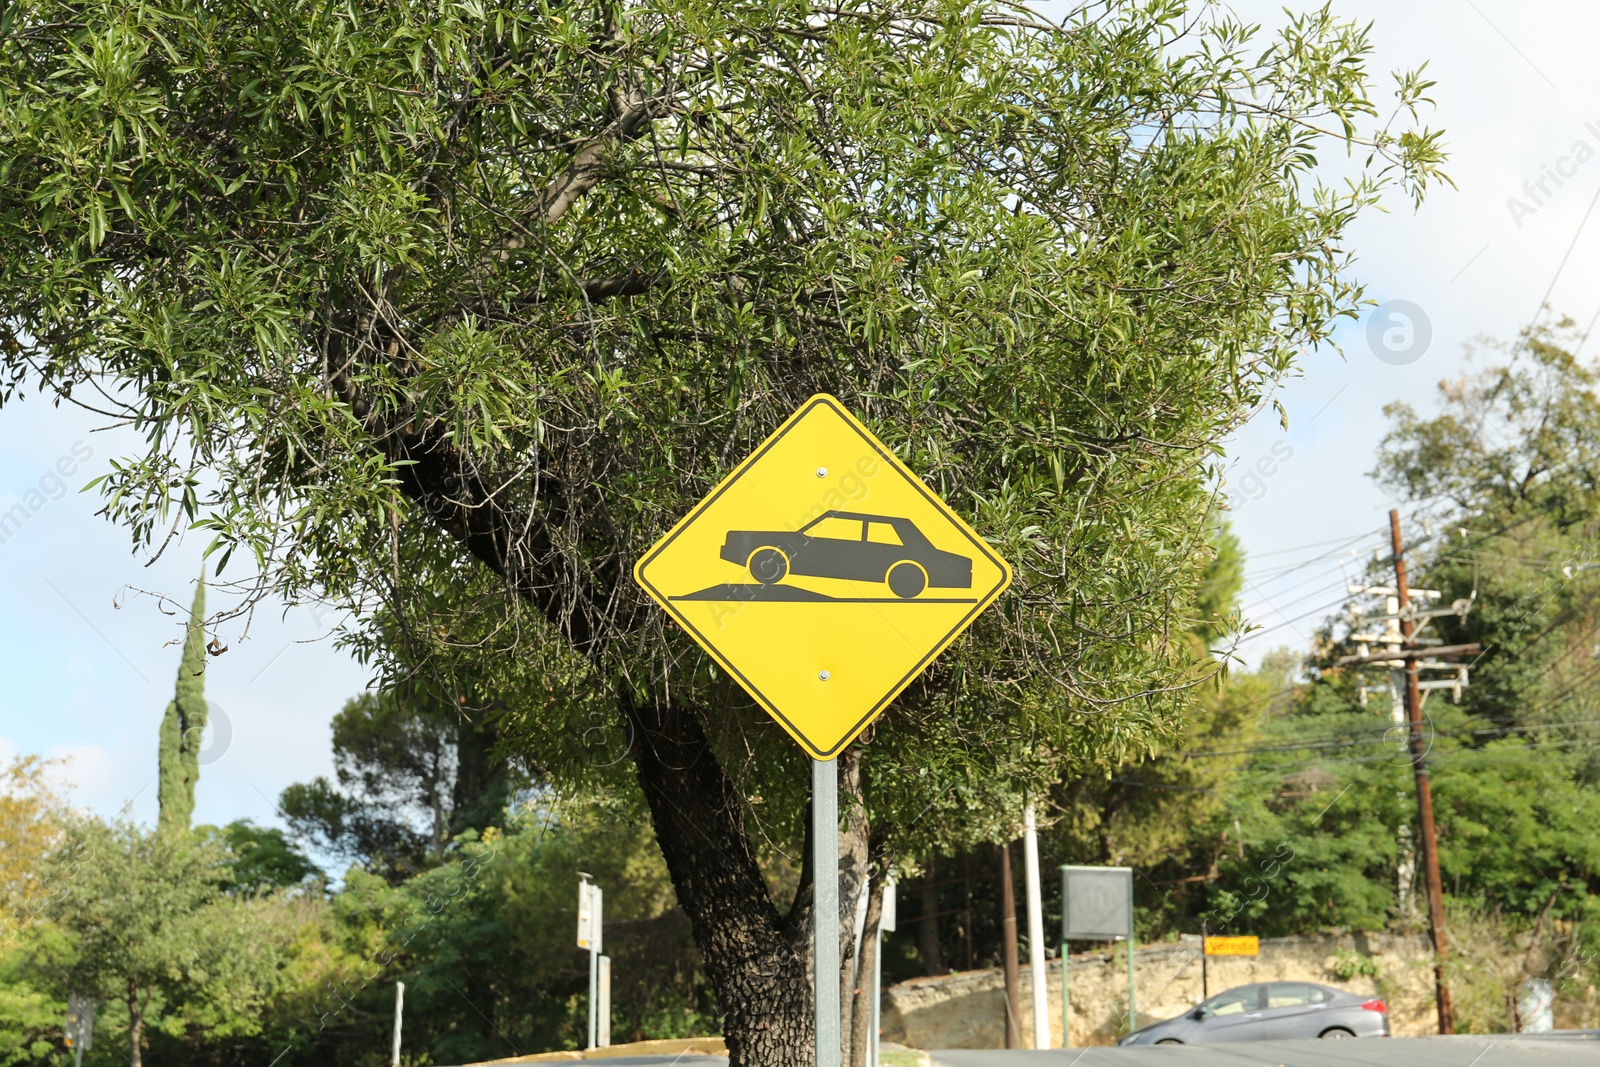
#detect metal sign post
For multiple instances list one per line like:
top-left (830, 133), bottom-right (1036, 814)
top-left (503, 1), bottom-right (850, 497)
top-left (1126, 871), bottom-right (1136, 1037)
top-left (814, 758), bottom-right (840, 1067)
top-left (65, 994), bottom-right (93, 1067)
top-left (577, 878), bottom-right (603, 1050)
top-left (872, 877), bottom-right (896, 1067)
top-left (597, 956), bottom-right (612, 1047)
top-left (391, 982), bottom-right (404, 1067)
top-left (1061, 866), bottom-right (1135, 1041)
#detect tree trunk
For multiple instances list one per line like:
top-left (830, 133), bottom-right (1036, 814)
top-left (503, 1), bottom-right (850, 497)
top-left (1000, 841), bottom-right (1022, 1049)
top-left (849, 865), bottom-right (888, 1067)
top-left (837, 748), bottom-right (870, 1066)
top-left (918, 859), bottom-right (945, 976)
top-left (625, 697), bottom-right (811, 1067)
top-left (128, 983), bottom-right (143, 1067)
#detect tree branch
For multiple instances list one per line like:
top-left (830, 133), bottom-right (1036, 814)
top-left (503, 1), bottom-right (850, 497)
top-left (536, 89), bottom-right (664, 226)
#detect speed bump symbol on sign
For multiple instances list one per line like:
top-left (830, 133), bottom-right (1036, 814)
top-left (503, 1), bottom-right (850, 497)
top-left (634, 395), bottom-right (1013, 759)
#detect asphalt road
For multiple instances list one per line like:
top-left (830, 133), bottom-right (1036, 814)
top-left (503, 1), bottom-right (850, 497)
top-left (454, 1036), bottom-right (1600, 1067)
top-left (928, 1035), bottom-right (1600, 1067)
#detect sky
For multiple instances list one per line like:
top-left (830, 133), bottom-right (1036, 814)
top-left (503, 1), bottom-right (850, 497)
top-left (1212, 0), bottom-right (1600, 663)
top-left (3, 0), bottom-right (1599, 840)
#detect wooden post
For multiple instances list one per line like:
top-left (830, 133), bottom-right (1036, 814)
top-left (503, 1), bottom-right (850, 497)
top-left (1390, 508), bottom-right (1455, 1034)
top-left (999, 841), bottom-right (1022, 1048)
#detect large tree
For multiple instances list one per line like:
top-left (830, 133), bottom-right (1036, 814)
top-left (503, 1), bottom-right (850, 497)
top-left (280, 686), bottom-right (516, 882)
top-left (0, 0), bottom-right (1445, 1060)
top-left (42, 819), bottom-right (293, 1067)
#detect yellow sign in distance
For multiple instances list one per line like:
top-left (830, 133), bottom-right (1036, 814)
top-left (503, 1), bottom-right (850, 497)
top-left (1204, 936), bottom-right (1260, 957)
top-left (634, 395), bottom-right (1013, 760)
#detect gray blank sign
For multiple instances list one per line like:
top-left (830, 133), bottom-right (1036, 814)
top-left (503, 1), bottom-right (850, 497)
top-left (1061, 866), bottom-right (1132, 940)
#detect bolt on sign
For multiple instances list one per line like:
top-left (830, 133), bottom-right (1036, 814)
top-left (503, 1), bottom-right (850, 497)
top-left (634, 395), bottom-right (1013, 759)
top-left (1203, 935), bottom-right (1260, 957)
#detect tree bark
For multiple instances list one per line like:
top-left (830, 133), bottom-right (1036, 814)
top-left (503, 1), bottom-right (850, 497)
top-left (624, 696), bottom-right (812, 1067)
top-left (128, 982), bottom-right (143, 1067)
top-left (837, 748), bottom-right (870, 1066)
top-left (919, 858), bottom-right (945, 976)
top-left (1000, 841), bottom-right (1022, 1049)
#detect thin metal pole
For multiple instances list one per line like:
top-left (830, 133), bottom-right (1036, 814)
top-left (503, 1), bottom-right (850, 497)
top-left (1201, 920), bottom-right (1209, 1000)
top-left (1391, 509), bottom-right (1455, 1034)
top-left (598, 955), bottom-right (612, 1047)
top-left (870, 928), bottom-right (882, 1067)
top-left (588, 948), bottom-right (598, 1049)
top-left (1022, 805), bottom-right (1049, 1048)
top-left (1060, 943), bottom-right (1070, 1048)
top-left (391, 981), bottom-right (404, 1067)
top-left (74, 1046), bottom-right (83, 1067)
top-left (1125, 874), bottom-right (1136, 1035)
top-left (814, 758), bottom-right (840, 1067)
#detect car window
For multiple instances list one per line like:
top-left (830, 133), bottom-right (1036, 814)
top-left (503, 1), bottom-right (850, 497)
top-left (1204, 987), bottom-right (1261, 1016)
top-left (1265, 983), bottom-right (1318, 1008)
top-left (866, 522), bottom-right (903, 546)
top-left (804, 516), bottom-right (863, 541)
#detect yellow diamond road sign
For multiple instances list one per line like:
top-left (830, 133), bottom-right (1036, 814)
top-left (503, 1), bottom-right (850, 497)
top-left (634, 395), bottom-right (1013, 759)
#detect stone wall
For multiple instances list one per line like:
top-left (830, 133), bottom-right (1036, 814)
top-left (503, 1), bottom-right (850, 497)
top-left (882, 932), bottom-right (1439, 1048)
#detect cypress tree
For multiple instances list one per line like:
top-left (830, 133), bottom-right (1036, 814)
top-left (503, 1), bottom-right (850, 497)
top-left (156, 579), bottom-right (207, 835)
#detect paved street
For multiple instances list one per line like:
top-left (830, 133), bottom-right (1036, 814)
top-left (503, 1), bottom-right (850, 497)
top-left (457, 1035), bottom-right (1600, 1067)
top-left (929, 1035), bottom-right (1600, 1067)
top-left (460, 1058), bottom-right (731, 1066)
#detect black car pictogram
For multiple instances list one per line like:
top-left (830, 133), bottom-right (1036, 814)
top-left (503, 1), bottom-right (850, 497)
top-left (719, 511), bottom-right (973, 599)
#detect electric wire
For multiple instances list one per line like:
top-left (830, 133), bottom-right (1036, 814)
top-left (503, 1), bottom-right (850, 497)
top-left (1239, 531), bottom-right (1388, 561)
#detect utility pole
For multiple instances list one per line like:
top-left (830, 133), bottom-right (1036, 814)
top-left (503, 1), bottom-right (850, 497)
top-left (1022, 805), bottom-right (1050, 1048)
top-left (1389, 509), bottom-right (1455, 1035)
top-left (999, 841), bottom-right (1022, 1048)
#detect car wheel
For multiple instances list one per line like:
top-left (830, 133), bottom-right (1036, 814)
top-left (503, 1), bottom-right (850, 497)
top-left (747, 547), bottom-right (789, 584)
top-left (1318, 1028), bottom-right (1355, 1039)
top-left (886, 560), bottom-right (928, 598)
top-left (1155, 1039), bottom-right (1183, 1045)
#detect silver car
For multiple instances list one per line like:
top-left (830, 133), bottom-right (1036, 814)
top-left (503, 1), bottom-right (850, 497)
top-left (1117, 981), bottom-right (1391, 1044)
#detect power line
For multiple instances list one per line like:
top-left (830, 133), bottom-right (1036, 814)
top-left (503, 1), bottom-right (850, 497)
top-left (1241, 531), bottom-right (1387, 561)
top-left (1240, 571), bottom-right (1362, 621)
top-left (1233, 589), bottom-right (1362, 646)
top-left (1246, 532), bottom-right (1382, 582)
